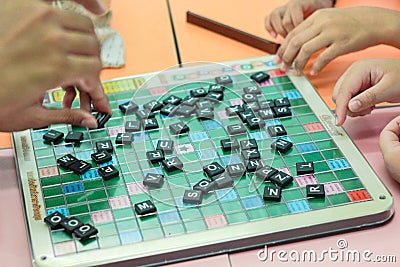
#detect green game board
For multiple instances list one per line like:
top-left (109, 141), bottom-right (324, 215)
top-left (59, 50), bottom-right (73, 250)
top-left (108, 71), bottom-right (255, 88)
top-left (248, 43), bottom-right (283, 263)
top-left (13, 56), bottom-right (393, 267)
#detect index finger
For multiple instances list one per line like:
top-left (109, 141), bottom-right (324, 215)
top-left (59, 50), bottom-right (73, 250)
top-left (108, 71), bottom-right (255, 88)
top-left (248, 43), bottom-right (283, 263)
top-left (270, 8), bottom-right (287, 37)
top-left (265, 15), bottom-right (277, 38)
top-left (79, 78), bottom-right (112, 115)
top-left (276, 17), bottom-right (313, 63)
top-left (333, 64), bottom-right (369, 126)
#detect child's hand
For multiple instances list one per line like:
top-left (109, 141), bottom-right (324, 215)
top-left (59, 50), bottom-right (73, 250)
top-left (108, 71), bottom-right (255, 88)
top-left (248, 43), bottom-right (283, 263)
top-left (265, 0), bottom-right (332, 38)
top-left (380, 116), bottom-right (400, 183)
top-left (275, 7), bottom-right (400, 75)
top-left (0, 1), bottom-right (111, 131)
top-left (332, 58), bottom-right (400, 126)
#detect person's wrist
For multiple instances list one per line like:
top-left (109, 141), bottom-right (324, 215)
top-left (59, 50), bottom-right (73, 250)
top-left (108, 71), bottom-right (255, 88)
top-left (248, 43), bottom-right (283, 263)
top-left (378, 9), bottom-right (400, 48)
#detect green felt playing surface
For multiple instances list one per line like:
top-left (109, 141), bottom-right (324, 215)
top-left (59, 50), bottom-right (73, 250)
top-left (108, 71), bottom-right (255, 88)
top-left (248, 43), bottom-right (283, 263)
top-left (13, 56), bottom-right (393, 267)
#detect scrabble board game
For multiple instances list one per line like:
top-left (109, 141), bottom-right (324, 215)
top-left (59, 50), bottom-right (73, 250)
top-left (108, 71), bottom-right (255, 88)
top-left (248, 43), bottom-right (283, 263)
top-left (13, 56), bottom-right (393, 267)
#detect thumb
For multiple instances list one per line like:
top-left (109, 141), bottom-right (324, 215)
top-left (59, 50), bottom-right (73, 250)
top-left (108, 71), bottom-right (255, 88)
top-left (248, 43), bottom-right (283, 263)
top-left (37, 108), bottom-right (98, 129)
top-left (348, 82), bottom-right (386, 113)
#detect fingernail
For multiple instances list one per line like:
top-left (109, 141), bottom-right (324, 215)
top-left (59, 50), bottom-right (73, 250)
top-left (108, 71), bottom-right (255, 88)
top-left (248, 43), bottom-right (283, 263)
top-left (335, 115), bottom-right (339, 126)
top-left (293, 69), bottom-right (300, 76)
top-left (281, 63), bottom-right (289, 71)
top-left (274, 55), bottom-right (282, 64)
top-left (97, 1), bottom-right (108, 14)
top-left (349, 100), bottom-right (362, 112)
top-left (81, 118), bottom-right (98, 129)
top-left (310, 69), bottom-right (317, 76)
top-left (270, 31), bottom-right (277, 38)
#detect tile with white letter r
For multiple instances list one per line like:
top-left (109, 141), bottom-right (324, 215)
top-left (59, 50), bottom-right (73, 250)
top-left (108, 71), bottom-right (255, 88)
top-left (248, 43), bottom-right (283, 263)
top-left (162, 157), bottom-right (183, 172)
top-left (306, 184), bottom-right (325, 198)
